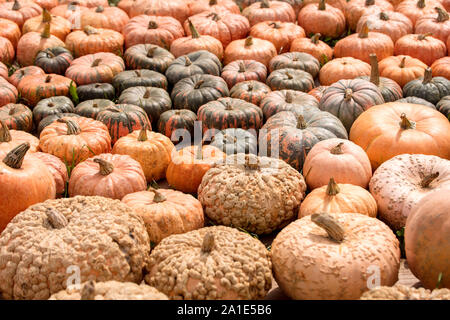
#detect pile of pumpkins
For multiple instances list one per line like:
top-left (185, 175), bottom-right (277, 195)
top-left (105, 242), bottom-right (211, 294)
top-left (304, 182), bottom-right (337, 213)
top-left (0, 0), bottom-right (449, 300)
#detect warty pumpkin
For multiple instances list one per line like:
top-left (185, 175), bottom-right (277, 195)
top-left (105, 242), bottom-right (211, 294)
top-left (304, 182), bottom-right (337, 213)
top-left (290, 33), bottom-right (333, 66)
top-left (361, 284), bottom-right (450, 300)
top-left (394, 33), bottom-right (446, 66)
top-left (319, 57), bottom-right (371, 86)
top-left (17, 74), bottom-right (73, 106)
top-left (0, 78), bottom-right (18, 108)
top-left (124, 44), bottom-right (175, 73)
top-left (33, 151), bottom-right (68, 197)
top-left (403, 67), bottom-right (450, 104)
top-left (396, 0), bottom-right (444, 24)
top-left (22, 8), bottom-right (71, 41)
top-left (157, 109), bottom-right (197, 141)
top-left (0, 18), bottom-right (21, 48)
top-left (0, 0), bottom-right (42, 28)
top-left (221, 59), bottom-right (267, 89)
top-left (356, 11), bottom-right (413, 43)
top-left (242, 0), bottom-right (296, 26)
top-left (32, 96), bottom-right (75, 126)
top-left (230, 80), bottom-right (271, 106)
top-left (378, 55), bottom-right (428, 87)
top-left (34, 46), bottom-right (73, 75)
top-left (112, 69), bottom-right (168, 94)
top-left (0, 120), bottom-right (39, 153)
top-left (79, 5), bottom-right (129, 33)
top-left (249, 21), bottom-right (305, 53)
top-left (0, 103), bottom-right (32, 131)
top-left (298, 0), bottom-right (346, 38)
top-left (344, 0), bottom-right (394, 31)
top-left (415, 7), bottom-right (450, 43)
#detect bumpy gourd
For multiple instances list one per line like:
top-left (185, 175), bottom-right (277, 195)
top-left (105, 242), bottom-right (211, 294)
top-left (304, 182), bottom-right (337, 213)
top-left (361, 285), bottom-right (450, 300)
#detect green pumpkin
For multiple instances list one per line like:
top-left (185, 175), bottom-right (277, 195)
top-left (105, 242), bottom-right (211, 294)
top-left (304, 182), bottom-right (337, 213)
top-left (74, 99), bottom-right (116, 119)
top-left (124, 44), bottom-right (175, 73)
top-left (269, 52), bottom-right (320, 78)
top-left (112, 69), bottom-right (168, 94)
top-left (76, 83), bottom-right (116, 102)
top-left (33, 96), bottom-right (75, 126)
top-left (266, 68), bottom-right (314, 92)
top-left (403, 68), bottom-right (450, 105)
top-left (437, 96), bottom-right (450, 119)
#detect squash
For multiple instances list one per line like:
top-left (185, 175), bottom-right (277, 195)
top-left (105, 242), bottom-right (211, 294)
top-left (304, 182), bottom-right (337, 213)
top-left (50, 2), bottom-right (89, 27)
top-left (396, 96), bottom-right (436, 108)
top-left (431, 56), bottom-right (450, 79)
top-left (290, 33), bottom-right (333, 65)
top-left (221, 59), bottom-right (267, 89)
top-left (394, 33), bottom-right (446, 66)
top-left (124, 44), bottom-right (175, 74)
top-left (128, 0), bottom-right (190, 24)
top-left (0, 36), bottom-right (14, 65)
top-left (224, 36), bottom-right (277, 68)
top-left (0, 120), bottom-right (39, 153)
top-left (0, 78), bottom-right (19, 108)
top-left (361, 284), bottom-right (450, 300)
top-left (297, 0), bottom-right (346, 38)
top-left (65, 26), bottom-right (124, 57)
top-left (319, 57), bottom-right (370, 86)
top-left (0, 18), bottom-right (21, 49)
top-left (356, 11), bottom-right (413, 43)
top-left (345, 0), bottom-right (394, 31)
top-left (308, 86), bottom-right (329, 102)
top-left (37, 112), bottom-right (80, 136)
top-left (0, 103), bottom-right (32, 131)
top-left (112, 69), bottom-right (168, 94)
top-left (34, 46), bottom-right (73, 75)
top-left (415, 7), bottom-right (450, 43)
top-left (249, 21), bottom-right (305, 53)
top-left (229, 80), bottom-right (271, 106)
top-left (33, 151), bottom-right (68, 197)
top-left (268, 52), bottom-right (320, 78)
top-left (378, 55), bottom-right (428, 87)
top-left (7, 66), bottom-right (45, 87)
top-left (242, 0), bottom-right (296, 26)
top-left (436, 96), bottom-right (450, 119)
top-left (22, 9), bottom-right (71, 41)
top-left (0, 0), bottom-right (42, 28)
top-left (157, 109), bottom-right (197, 141)
top-left (74, 99), bottom-right (115, 119)
top-left (33, 96), bottom-right (75, 126)
top-left (403, 67), bottom-right (450, 104)
top-left (396, 0), bottom-right (445, 25)
top-left (76, 83), bottom-right (115, 102)
top-left (266, 68), bottom-right (314, 92)
top-left (207, 127), bottom-right (258, 155)
top-left (188, 0), bottom-right (240, 15)
top-left (78, 5), bottom-right (129, 33)
top-left (17, 74), bottom-right (73, 106)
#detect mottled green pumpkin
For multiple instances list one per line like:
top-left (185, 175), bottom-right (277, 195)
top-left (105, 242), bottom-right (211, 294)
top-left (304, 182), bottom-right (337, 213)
top-left (403, 68), bottom-right (450, 105)
top-left (0, 104), bottom-right (33, 132)
top-left (124, 44), bottom-right (175, 73)
top-left (269, 52), bottom-right (320, 78)
top-left (266, 68), bottom-right (314, 92)
top-left (112, 69), bottom-right (168, 94)
top-left (74, 99), bottom-right (116, 119)
top-left (33, 96), bottom-right (75, 126)
top-left (157, 109), bottom-right (197, 141)
top-left (436, 96), bottom-right (450, 119)
top-left (76, 83), bottom-right (116, 102)
top-left (230, 80), bottom-right (271, 106)
top-left (396, 97), bottom-right (436, 109)
top-left (207, 128), bottom-right (258, 155)
top-left (37, 113), bottom-right (81, 136)
top-left (34, 47), bottom-right (73, 75)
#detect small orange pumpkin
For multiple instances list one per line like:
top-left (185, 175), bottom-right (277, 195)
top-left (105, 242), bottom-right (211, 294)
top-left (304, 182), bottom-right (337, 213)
top-left (290, 33), bottom-right (333, 65)
top-left (0, 120), bottom-right (39, 153)
top-left (319, 57), bottom-right (371, 86)
top-left (22, 9), bottom-right (71, 41)
top-left (224, 36), bottom-right (277, 68)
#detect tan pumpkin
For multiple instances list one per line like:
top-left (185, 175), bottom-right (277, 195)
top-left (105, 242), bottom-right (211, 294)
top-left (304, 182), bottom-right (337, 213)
top-left (78, 5), bottom-right (130, 33)
top-left (224, 36), bottom-right (277, 67)
top-left (361, 284), bottom-right (450, 299)
top-left (0, 120), bottom-right (40, 153)
top-left (356, 11), bottom-right (413, 43)
top-left (415, 7), bottom-right (450, 43)
top-left (319, 57), bottom-right (371, 86)
top-left (345, 0), bottom-right (394, 31)
top-left (431, 56), bottom-right (450, 78)
top-left (128, 0), bottom-right (190, 24)
top-left (242, 0), bottom-right (296, 26)
top-left (396, 0), bottom-right (445, 25)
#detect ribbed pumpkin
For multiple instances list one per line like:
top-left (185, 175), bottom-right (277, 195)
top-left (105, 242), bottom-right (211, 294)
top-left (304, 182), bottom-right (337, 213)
top-left (96, 104), bottom-right (151, 145)
top-left (414, 7), bottom-right (450, 43)
top-left (299, 178), bottom-right (377, 218)
top-left (0, 103), bottom-right (33, 132)
top-left (345, 0), bottom-right (394, 31)
top-left (157, 109), bottom-right (197, 141)
top-left (0, 36), bottom-right (14, 65)
top-left (224, 36), bottom-right (277, 67)
top-left (268, 52), bottom-right (320, 77)
top-left (396, 0), bottom-right (444, 25)
top-left (112, 69), bottom-right (168, 94)
top-left (22, 9), bottom-right (71, 41)
top-left (123, 15), bottom-right (184, 50)
top-left (36, 112), bottom-right (80, 135)
top-left (33, 0), bottom-right (59, 10)
top-left (79, 5), bottom-right (129, 33)
top-left (65, 26), bottom-right (124, 57)
top-left (59, 0), bottom-right (108, 7)
top-left (259, 108), bottom-right (348, 171)
top-left (207, 128), bottom-right (258, 155)
top-left (260, 89), bottom-right (319, 120)
top-left (113, 128), bottom-right (174, 182)
top-left (356, 11), bottom-right (413, 43)
top-left (396, 96), bottom-right (436, 108)
top-left (33, 151), bottom-right (68, 196)
top-left (308, 86), bottom-right (329, 102)
top-left (394, 34), bottom-right (446, 66)
top-left (50, 2), bottom-right (89, 28)
top-left (431, 56), bottom-right (450, 79)
top-left (188, 0), bottom-right (240, 15)
top-left (0, 0), bottom-right (42, 28)
top-left (76, 83), bottom-right (115, 102)
top-left (17, 74), bottom-right (73, 106)
top-left (74, 99), bottom-right (115, 119)
top-left (249, 21), bottom-right (305, 53)
top-left (290, 33), bottom-right (333, 65)
top-left (65, 52), bottom-right (125, 85)
top-left (124, 44), bottom-right (175, 73)
top-left (378, 55), bottom-right (428, 87)
top-left (0, 18), bottom-right (21, 48)
top-left (0, 120), bottom-right (39, 153)
top-left (266, 68), bottom-right (315, 92)
top-left (32, 96), bottom-right (75, 126)
top-left (0, 79), bottom-right (18, 108)
top-left (221, 60), bottom-right (267, 89)
top-left (319, 57), bottom-right (371, 86)
top-left (403, 67), bottom-right (450, 104)
top-left (34, 46), bottom-right (73, 75)
top-left (39, 116), bottom-right (112, 165)
top-left (298, 0), bottom-right (346, 38)
top-left (437, 96), bottom-right (450, 119)
top-left (242, 0), bottom-right (296, 26)
top-left (350, 102), bottom-right (450, 169)
top-left (129, 0), bottom-right (190, 24)
top-left (230, 80), bottom-right (271, 106)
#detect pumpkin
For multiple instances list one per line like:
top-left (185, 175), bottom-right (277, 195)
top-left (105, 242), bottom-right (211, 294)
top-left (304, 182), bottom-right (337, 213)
top-left (299, 178), bottom-right (377, 218)
top-left (0, 62), bottom-right (7, 79)
top-left (356, 11), bottom-right (413, 43)
top-left (79, 5), bottom-right (129, 33)
top-left (65, 26), bottom-right (124, 57)
top-left (68, 153), bottom-right (147, 199)
top-left (96, 104), bottom-right (151, 145)
top-left (33, 0), bottom-right (59, 10)
top-left (403, 67), bottom-right (450, 104)
top-left (22, 9), bottom-right (71, 41)
top-left (405, 188), bottom-right (450, 290)
top-left (303, 138), bottom-right (372, 189)
top-left (238, 0), bottom-right (305, 13)
top-left (65, 52), bottom-right (125, 85)
top-left (345, 0), bottom-right (394, 31)
top-left (271, 212), bottom-right (400, 299)
top-left (259, 109), bottom-right (348, 171)
top-left (396, 0), bottom-right (444, 25)
top-left (266, 68), bottom-right (315, 92)
top-left (357, 53), bottom-right (403, 102)
top-left (199, 154), bottom-right (307, 234)
top-left (298, 0), bottom-right (346, 38)
top-left (207, 127), bottom-right (258, 155)
top-left (308, 86), bottom-right (329, 102)
top-left (370, 153), bottom-right (450, 230)
top-left (378, 55), bottom-right (428, 87)
top-left (334, 23), bottom-right (394, 64)
top-left (17, 74), bottom-right (73, 106)
top-left (188, 0), bottom-right (240, 15)
top-left (361, 284), bottom-right (450, 300)
top-left (113, 128), bottom-right (174, 182)
top-left (431, 56), bottom-right (450, 79)
top-left (0, 78), bottom-right (19, 108)
top-left (249, 21), bottom-right (305, 53)
top-left (0, 143), bottom-right (56, 233)
top-left (224, 36), bottom-right (277, 67)
top-left (124, 44), bottom-right (175, 73)
top-left (157, 109), bottom-right (197, 141)
top-left (436, 96), bottom-right (450, 118)
top-left (118, 87), bottom-right (171, 125)
top-left (415, 7), bottom-right (450, 43)
top-left (33, 151), bottom-right (68, 196)
top-left (59, 0), bottom-right (109, 7)
top-left (260, 89), bottom-right (319, 120)
top-left (0, 196), bottom-right (150, 300)
top-left (122, 15), bottom-right (184, 50)
top-left (50, 2), bottom-right (89, 28)
top-left (36, 112), bottom-right (80, 135)
top-left (34, 46), bottom-right (73, 75)
top-left (76, 83), bottom-right (115, 102)
top-left (145, 225), bottom-right (272, 300)
top-left (16, 23), bottom-right (65, 67)
top-left (39, 116), bottom-right (112, 165)
top-left (230, 80), bottom-right (271, 106)
top-left (171, 74), bottom-right (229, 113)
top-left (0, 0), bottom-right (42, 28)
top-left (350, 102), bottom-right (450, 169)
top-left (118, 0), bottom-right (136, 14)
top-left (242, 0), bottom-right (296, 26)
top-left (170, 19), bottom-right (224, 60)
top-left (33, 96), bottom-right (74, 126)
top-left (183, 11), bottom-right (250, 48)
top-left (290, 33), bottom-right (333, 66)
top-left (396, 96), bottom-right (436, 108)
top-left (221, 59), bottom-right (267, 89)
top-left (0, 18), bottom-right (21, 49)
top-left (302, 0), bottom-right (347, 11)
top-left (268, 52), bottom-right (320, 77)
top-left (396, 34), bottom-right (446, 67)
top-left (112, 69), bottom-right (168, 94)
top-left (0, 103), bottom-right (33, 131)
top-left (0, 120), bottom-right (39, 153)
top-left (129, 0), bottom-right (190, 24)
top-left (0, 36), bottom-right (14, 65)
top-left (165, 50), bottom-right (221, 85)
top-left (74, 99), bottom-right (115, 118)
top-left (319, 57), bottom-right (371, 87)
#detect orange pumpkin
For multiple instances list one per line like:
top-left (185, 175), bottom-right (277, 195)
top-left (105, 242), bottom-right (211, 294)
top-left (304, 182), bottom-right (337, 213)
top-left (50, 2), bottom-right (89, 28)
top-left (7, 66), bottom-right (45, 87)
top-left (224, 36), bottom-right (277, 67)
top-left (290, 33), bottom-right (333, 65)
top-left (249, 21), bottom-right (305, 53)
top-left (431, 56), bottom-right (450, 79)
top-left (129, 0), bottom-right (190, 24)
top-left (396, 0), bottom-right (444, 25)
top-left (378, 55), bottom-right (428, 87)
top-left (242, 0), bottom-right (296, 26)
top-left (0, 36), bottom-right (14, 65)
top-left (0, 18), bottom-right (21, 48)
top-left (33, 0), bottom-right (59, 10)
top-left (298, 0), bottom-right (346, 38)
top-left (0, 103), bottom-right (32, 131)
top-left (356, 11), bottom-right (413, 43)
top-left (319, 57), bottom-right (370, 86)
top-left (33, 151), bottom-right (69, 196)
top-left (0, 62), bottom-right (6, 79)
top-left (17, 74), bottom-right (73, 106)
top-left (345, 0), bottom-right (394, 31)
top-left (0, 79), bottom-right (18, 108)
top-left (188, 0), bottom-right (240, 15)
top-left (0, 0), bottom-right (42, 28)
top-left (0, 120), bottom-right (39, 153)
top-left (79, 5), bottom-right (130, 32)
top-left (415, 7), bottom-right (450, 43)
top-left (394, 34), bottom-right (446, 66)
top-left (22, 9), bottom-right (71, 41)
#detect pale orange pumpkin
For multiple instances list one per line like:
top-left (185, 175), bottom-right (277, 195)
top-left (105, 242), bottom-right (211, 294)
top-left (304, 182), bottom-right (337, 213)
top-left (378, 55), bottom-right (428, 87)
top-left (345, 0), bottom-right (394, 31)
top-left (394, 33), bottom-right (447, 66)
top-left (0, 18), bottom-right (21, 49)
top-left (249, 21), bottom-right (305, 53)
top-left (128, 0), bottom-right (190, 24)
top-left (0, 36), bottom-right (15, 65)
top-left (356, 11), bottom-right (413, 43)
top-left (22, 9), bottom-right (71, 41)
top-left (431, 56), bottom-right (450, 78)
top-left (78, 5), bottom-right (130, 33)
top-left (224, 36), bottom-right (277, 67)
top-left (0, 120), bottom-right (40, 153)
top-left (33, 151), bottom-right (69, 197)
top-left (290, 33), bottom-right (333, 65)
top-left (298, 0), bottom-right (346, 38)
top-left (242, 0), bottom-right (296, 26)
top-left (415, 7), bottom-right (450, 43)
top-left (396, 0), bottom-right (444, 25)
top-left (319, 57), bottom-right (371, 86)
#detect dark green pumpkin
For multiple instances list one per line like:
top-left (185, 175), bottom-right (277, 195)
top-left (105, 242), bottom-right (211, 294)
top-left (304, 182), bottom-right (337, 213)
top-left (268, 52), bottom-right (320, 78)
top-left (33, 96), bottom-right (75, 126)
top-left (34, 47), bottom-right (74, 75)
top-left (207, 128), bottom-right (258, 155)
top-left (436, 96), bottom-right (450, 119)
top-left (260, 90), bottom-right (319, 121)
top-left (171, 74), bottom-right (229, 113)
top-left (0, 103), bottom-right (33, 132)
top-left (259, 108), bottom-right (348, 171)
top-left (319, 78), bottom-right (385, 132)
top-left (76, 83), bottom-right (116, 102)
top-left (165, 50), bottom-right (222, 86)
top-left (124, 44), bottom-right (175, 73)
top-left (118, 86), bottom-right (171, 125)
top-left (37, 113), bottom-right (81, 136)
top-left (230, 80), bottom-right (271, 106)
top-left (157, 109), bottom-right (197, 142)
top-left (403, 68), bottom-right (450, 105)
top-left (112, 69), bottom-right (168, 94)
top-left (266, 68), bottom-right (315, 92)
top-left (396, 96), bottom-right (436, 109)
top-left (74, 99), bottom-right (116, 119)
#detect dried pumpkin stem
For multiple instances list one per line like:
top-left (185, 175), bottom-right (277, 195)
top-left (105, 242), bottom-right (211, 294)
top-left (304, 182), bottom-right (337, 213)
top-left (94, 158), bottom-right (114, 175)
top-left (68, 1), bottom-right (79, 10)
top-left (143, 87), bottom-right (151, 99)
top-left (138, 127), bottom-right (148, 141)
top-left (42, 9), bottom-right (52, 23)
top-left (207, 12), bottom-right (220, 21)
top-left (244, 154), bottom-right (260, 170)
top-left (418, 32), bottom-right (432, 40)
top-left (238, 61), bottom-right (246, 72)
top-left (260, 0), bottom-right (270, 8)
top-left (209, 0), bottom-right (218, 5)
top-left (185, 56), bottom-right (192, 66)
top-left (358, 22), bottom-right (369, 38)
top-left (399, 113), bottom-right (415, 130)
top-left (47, 208), bottom-right (68, 229)
top-left (0, 120), bottom-right (11, 143)
top-left (311, 33), bottom-right (321, 44)
top-left (2, 142), bottom-right (30, 169)
top-left (269, 22), bottom-right (280, 29)
top-left (84, 25), bottom-right (99, 35)
top-left (420, 172), bottom-right (439, 188)
top-left (194, 80), bottom-right (205, 89)
top-left (95, 5), bottom-right (104, 12)
top-left (45, 75), bottom-right (52, 83)
top-left (417, 0), bottom-right (425, 9)
top-left (225, 102), bottom-right (233, 110)
top-left (435, 7), bottom-right (449, 22)
top-left (8, 107), bottom-right (15, 115)
top-left (245, 36), bottom-right (253, 47)
top-left (247, 83), bottom-right (253, 91)
top-left (12, 0), bottom-right (21, 10)
top-left (365, 0), bottom-right (375, 5)
top-left (297, 115), bottom-right (307, 129)
top-left (344, 88), bottom-right (353, 101)
top-left (326, 178), bottom-right (340, 196)
top-left (330, 142), bottom-right (344, 155)
top-left (80, 281), bottom-right (96, 300)
top-left (148, 21), bottom-right (158, 29)
top-left (286, 72), bottom-right (293, 80)
top-left (58, 118), bottom-right (81, 135)
top-left (41, 22), bottom-right (51, 39)
top-left (201, 232), bottom-right (215, 253)
top-left (150, 188), bottom-right (167, 203)
top-left (399, 56), bottom-right (406, 68)
top-left (318, 0), bottom-right (326, 10)
top-left (285, 91), bottom-right (293, 103)
top-left (423, 67), bottom-right (433, 84)
top-left (369, 53), bottom-right (380, 86)
top-left (379, 12), bottom-right (389, 20)
top-left (188, 19), bottom-right (200, 39)
top-left (91, 58), bottom-right (102, 67)
top-left (311, 213), bottom-right (345, 242)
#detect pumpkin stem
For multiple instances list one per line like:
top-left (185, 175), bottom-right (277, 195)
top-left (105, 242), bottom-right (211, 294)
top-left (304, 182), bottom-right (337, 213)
top-left (269, 21), bottom-right (280, 29)
top-left (0, 120), bottom-right (11, 143)
top-left (379, 12), bottom-right (389, 20)
top-left (138, 127), bottom-right (148, 141)
top-left (2, 142), bottom-right (30, 169)
top-left (417, 0), bottom-right (425, 8)
top-left (244, 154), bottom-right (260, 170)
top-left (418, 32), bottom-right (432, 40)
top-left (146, 46), bottom-right (156, 57)
top-left (245, 36), bottom-right (253, 47)
top-left (311, 213), bottom-right (345, 242)
top-left (68, 1), bottom-right (79, 10)
top-left (194, 80), bottom-right (205, 89)
top-left (286, 72), bottom-right (293, 80)
top-left (365, 0), bottom-right (375, 5)
top-left (399, 113), bottom-right (415, 130)
top-left (207, 12), bottom-right (220, 21)
top-left (247, 83), bottom-right (253, 91)
top-left (318, 0), bottom-right (326, 10)
top-left (420, 172), bottom-right (439, 188)
top-left (260, 0), bottom-right (270, 8)
top-left (134, 70), bottom-right (141, 77)
top-left (195, 145), bottom-right (203, 160)
top-left (435, 7), bottom-right (449, 22)
top-left (369, 53), bottom-right (380, 86)
top-left (42, 9), bottom-right (52, 23)
top-left (95, 5), bottom-right (104, 12)
top-left (185, 56), bottom-right (192, 66)
top-left (143, 87), bottom-right (151, 99)
top-left (41, 22), bottom-right (51, 39)
top-left (148, 21), bottom-right (158, 29)
top-left (92, 103), bottom-right (98, 108)
top-left (238, 61), bottom-right (246, 72)
top-left (91, 58), bottom-right (102, 67)
top-left (80, 281), bottom-right (96, 300)
top-left (330, 142), bottom-right (344, 155)
top-left (188, 19), bottom-right (200, 39)
top-left (45, 75), bottom-right (52, 83)
top-left (399, 56), bottom-right (406, 68)
top-left (326, 178), bottom-right (340, 196)
top-left (46, 49), bottom-right (56, 58)
top-left (46, 208), bottom-right (68, 229)
top-left (201, 232), bottom-right (215, 253)
top-left (225, 102), bottom-right (233, 110)
top-left (209, 0), bottom-right (218, 5)
top-left (423, 67), bottom-right (433, 83)
top-left (94, 158), bottom-right (114, 176)
top-left (358, 22), bottom-right (370, 38)
top-left (344, 88), bottom-right (353, 101)
top-left (58, 118), bottom-right (81, 135)
top-left (311, 33), bottom-right (321, 44)
top-left (297, 115), bottom-right (307, 129)
top-left (8, 107), bottom-right (15, 115)
top-left (12, 0), bottom-right (20, 10)
top-left (285, 91), bottom-right (293, 103)
top-left (83, 25), bottom-right (99, 35)
top-left (149, 187), bottom-right (167, 203)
